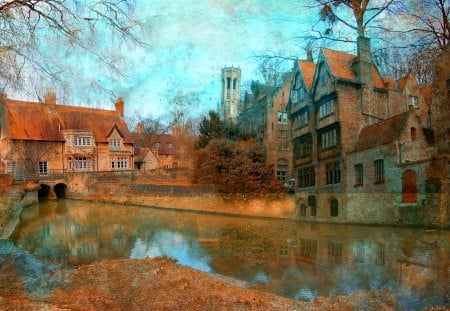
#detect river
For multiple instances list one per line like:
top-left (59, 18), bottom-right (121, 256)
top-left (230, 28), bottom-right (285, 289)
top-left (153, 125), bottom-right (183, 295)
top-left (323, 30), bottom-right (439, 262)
top-left (10, 199), bottom-right (449, 310)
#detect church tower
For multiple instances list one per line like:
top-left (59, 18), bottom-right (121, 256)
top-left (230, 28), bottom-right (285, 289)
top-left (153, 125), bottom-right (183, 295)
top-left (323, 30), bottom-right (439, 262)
top-left (221, 66), bottom-right (241, 122)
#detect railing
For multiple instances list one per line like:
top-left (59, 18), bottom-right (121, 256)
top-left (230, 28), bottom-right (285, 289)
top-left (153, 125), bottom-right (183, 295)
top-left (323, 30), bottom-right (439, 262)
top-left (12, 169), bottom-right (135, 182)
top-left (12, 169), bottom-right (68, 182)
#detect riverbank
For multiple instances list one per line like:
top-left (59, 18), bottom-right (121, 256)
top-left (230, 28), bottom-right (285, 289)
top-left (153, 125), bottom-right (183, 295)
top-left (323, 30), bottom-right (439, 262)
top-left (0, 256), bottom-right (399, 310)
top-left (0, 181), bottom-right (38, 239)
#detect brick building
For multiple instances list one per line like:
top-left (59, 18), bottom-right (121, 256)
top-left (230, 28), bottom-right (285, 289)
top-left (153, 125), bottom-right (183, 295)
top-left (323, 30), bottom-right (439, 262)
top-left (289, 37), bottom-right (438, 226)
top-left (237, 73), bottom-right (293, 182)
top-left (0, 92), bottom-right (134, 177)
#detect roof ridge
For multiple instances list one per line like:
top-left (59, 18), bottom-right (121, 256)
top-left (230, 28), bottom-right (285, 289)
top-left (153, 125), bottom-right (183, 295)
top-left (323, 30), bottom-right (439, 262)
top-left (5, 99), bottom-right (117, 114)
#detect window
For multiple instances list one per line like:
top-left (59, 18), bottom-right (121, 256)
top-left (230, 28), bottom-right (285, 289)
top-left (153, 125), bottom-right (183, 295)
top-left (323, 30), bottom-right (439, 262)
top-left (233, 78), bottom-right (237, 90)
top-left (111, 157), bottom-right (127, 170)
top-left (300, 238), bottom-right (317, 258)
top-left (110, 139), bottom-right (121, 148)
top-left (326, 161), bottom-right (340, 185)
top-left (294, 136), bottom-right (312, 159)
top-left (311, 206), bottom-right (317, 216)
top-left (320, 128), bottom-right (337, 150)
top-left (298, 167), bottom-right (315, 188)
top-left (374, 159), bottom-right (384, 183)
top-left (227, 77), bottom-right (231, 89)
top-left (376, 243), bottom-right (385, 265)
top-left (153, 142), bottom-right (161, 148)
top-left (277, 111), bottom-right (287, 124)
top-left (68, 158), bottom-right (72, 170)
top-left (277, 165), bottom-right (287, 181)
top-left (328, 241), bottom-right (342, 264)
top-left (356, 241), bottom-right (365, 263)
top-left (410, 96), bottom-right (419, 108)
top-left (319, 100), bottom-right (334, 119)
top-left (355, 164), bottom-right (363, 186)
top-left (293, 110), bottom-right (308, 129)
top-left (39, 161), bottom-right (48, 175)
top-left (298, 88), bottom-right (305, 101)
top-left (330, 199), bottom-right (338, 217)
top-left (73, 136), bottom-right (91, 146)
top-left (74, 157), bottom-right (91, 170)
top-left (6, 162), bottom-right (16, 173)
top-left (291, 90), bottom-right (298, 104)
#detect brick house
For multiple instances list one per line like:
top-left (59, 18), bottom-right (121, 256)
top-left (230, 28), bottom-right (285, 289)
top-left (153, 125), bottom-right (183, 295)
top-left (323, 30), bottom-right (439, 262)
top-left (237, 73), bottom-right (293, 182)
top-left (289, 36), bottom-right (434, 225)
top-left (0, 92), bottom-right (134, 177)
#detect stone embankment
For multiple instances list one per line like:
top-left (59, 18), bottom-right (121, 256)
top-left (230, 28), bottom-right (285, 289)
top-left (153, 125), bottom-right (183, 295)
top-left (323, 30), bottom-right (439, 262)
top-left (66, 173), bottom-right (296, 219)
top-left (0, 177), bottom-right (38, 239)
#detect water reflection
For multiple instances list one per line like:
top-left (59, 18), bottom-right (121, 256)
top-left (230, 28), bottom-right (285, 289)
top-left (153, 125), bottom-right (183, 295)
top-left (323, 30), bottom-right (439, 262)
top-left (11, 199), bottom-right (449, 309)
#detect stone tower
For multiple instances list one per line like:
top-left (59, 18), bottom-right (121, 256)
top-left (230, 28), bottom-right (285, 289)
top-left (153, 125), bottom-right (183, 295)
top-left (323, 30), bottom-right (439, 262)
top-left (221, 66), bottom-right (241, 122)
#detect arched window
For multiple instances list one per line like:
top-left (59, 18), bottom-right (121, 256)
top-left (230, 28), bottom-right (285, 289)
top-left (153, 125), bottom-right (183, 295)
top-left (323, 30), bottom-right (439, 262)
top-left (402, 170), bottom-right (417, 203)
top-left (411, 127), bottom-right (417, 140)
top-left (330, 199), bottom-right (338, 217)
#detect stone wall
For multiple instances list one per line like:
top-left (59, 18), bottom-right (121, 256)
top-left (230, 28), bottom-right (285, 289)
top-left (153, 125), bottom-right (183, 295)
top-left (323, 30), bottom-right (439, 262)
top-left (66, 173), bottom-right (296, 219)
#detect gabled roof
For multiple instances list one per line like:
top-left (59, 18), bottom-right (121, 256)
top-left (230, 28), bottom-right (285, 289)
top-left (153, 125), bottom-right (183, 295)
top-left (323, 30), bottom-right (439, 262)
top-left (3, 99), bottom-right (133, 143)
top-left (353, 112), bottom-right (409, 152)
top-left (134, 148), bottom-right (156, 162)
top-left (298, 60), bottom-right (316, 89)
top-left (321, 49), bottom-right (385, 89)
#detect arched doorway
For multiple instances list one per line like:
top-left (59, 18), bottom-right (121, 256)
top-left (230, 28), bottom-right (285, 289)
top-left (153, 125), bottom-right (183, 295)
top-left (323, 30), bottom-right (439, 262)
top-left (330, 198), bottom-right (338, 217)
top-left (38, 184), bottom-right (51, 199)
top-left (54, 183), bottom-right (67, 199)
top-left (402, 170), bottom-right (417, 203)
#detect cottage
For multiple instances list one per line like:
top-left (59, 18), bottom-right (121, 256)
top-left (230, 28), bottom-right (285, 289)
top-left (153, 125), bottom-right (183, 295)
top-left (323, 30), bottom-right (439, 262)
top-left (0, 92), bottom-right (134, 178)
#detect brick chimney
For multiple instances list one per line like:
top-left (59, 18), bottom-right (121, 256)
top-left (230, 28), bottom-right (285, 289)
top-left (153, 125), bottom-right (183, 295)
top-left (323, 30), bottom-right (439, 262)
top-left (306, 48), bottom-right (313, 62)
top-left (115, 97), bottom-right (124, 117)
top-left (44, 89), bottom-right (56, 105)
top-left (353, 36), bottom-right (373, 88)
top-left (136, 122), bottom-right (143, 135)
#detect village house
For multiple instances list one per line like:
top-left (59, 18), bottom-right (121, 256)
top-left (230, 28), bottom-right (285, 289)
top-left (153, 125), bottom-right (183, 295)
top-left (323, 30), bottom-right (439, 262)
top-left (236, 74), bottom-right (293, 183)
top-left (289, 36), bottom-right (440, 226)
top-left (133, 123), bottom-right (195, 175)
top-left (0, 92), bottom-right (134, 178)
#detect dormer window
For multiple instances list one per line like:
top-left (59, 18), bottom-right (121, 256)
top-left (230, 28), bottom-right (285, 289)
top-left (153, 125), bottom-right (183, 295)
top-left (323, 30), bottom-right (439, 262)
top-left (73, 136), bottom-right (91, 146)
top-left (110, 139), bottom-right (121, 148)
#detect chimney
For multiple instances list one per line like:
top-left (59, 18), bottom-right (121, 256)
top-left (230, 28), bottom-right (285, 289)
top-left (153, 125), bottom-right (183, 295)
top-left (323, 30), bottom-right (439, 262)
top-left (115, 97), bottom-right (124, 117)
top-left (44, 89), bottom-right (56, 105)
top-left (353, 36), bottom-right (373, 87)
top-left (306, 48), bottom-right (313, 62)
top-left (136, 122), bottom-right (143, 135)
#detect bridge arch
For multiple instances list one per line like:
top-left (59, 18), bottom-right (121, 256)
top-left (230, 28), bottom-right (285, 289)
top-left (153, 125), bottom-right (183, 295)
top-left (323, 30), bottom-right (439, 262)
top-left (38, 184), bottom-right (51, 199)
top-left (54, 183), bottom-right (67, 198)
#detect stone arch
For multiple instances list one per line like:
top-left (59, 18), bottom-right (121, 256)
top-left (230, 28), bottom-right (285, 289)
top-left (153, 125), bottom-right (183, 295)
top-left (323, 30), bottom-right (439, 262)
top-left (402, 170), bottom-right (418, 203)
top-left (330, 197), bottom-right (339, 217)
top-left (54, 183), bottom-right (67, 199)
top-left (38, 184), bottom-right (51, 199)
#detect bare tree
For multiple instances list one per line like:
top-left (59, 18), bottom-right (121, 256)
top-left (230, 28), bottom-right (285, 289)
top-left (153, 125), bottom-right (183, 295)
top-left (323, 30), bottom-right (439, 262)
top-left (0, 0), bottom-right (147, 99)
top-left (11, 140), bottom-right (56, 176)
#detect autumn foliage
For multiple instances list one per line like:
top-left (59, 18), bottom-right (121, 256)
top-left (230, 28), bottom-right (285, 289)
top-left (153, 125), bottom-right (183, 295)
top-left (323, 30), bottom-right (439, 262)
top-left (193, 138), bottom-right (284, 194)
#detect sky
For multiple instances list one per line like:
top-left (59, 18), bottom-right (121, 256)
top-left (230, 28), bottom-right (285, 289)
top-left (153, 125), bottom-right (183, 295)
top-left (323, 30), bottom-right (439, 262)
top-left (91, 0), bottom-right (320, 120)
top-left (7, 0), bottom-right (367, 121)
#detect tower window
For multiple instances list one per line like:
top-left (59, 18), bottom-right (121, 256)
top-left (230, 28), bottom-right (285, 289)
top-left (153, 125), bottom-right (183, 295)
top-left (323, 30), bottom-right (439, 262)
top-left (227, 77), bottom-right (231, 90)
top-left (233, 78), bottom-right (237, 90)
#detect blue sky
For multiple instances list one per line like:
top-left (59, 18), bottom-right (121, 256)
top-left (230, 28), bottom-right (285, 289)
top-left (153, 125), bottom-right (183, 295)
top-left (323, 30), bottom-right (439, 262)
top-left (8, 0), bottom-right (372, 120)
top-left (103, 0), bottom-right (317, 119)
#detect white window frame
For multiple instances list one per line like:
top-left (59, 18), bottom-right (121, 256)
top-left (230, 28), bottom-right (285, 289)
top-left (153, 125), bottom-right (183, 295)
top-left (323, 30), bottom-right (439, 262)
top-left (110, 139), bottom-right (121, 148)
top-left (73, 136), bottom-right (92, 146)
top-left (39, 161), bottom-right (48, 176)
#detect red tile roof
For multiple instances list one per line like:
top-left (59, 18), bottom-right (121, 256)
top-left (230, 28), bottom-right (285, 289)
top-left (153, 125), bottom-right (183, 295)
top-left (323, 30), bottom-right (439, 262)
top-left (322, 49), bottom-right (386, 89)
top-left (3, 99), bottom-right (133, 143)
top-left (354, 112), bottom-right (409, 152)
top-left (298, 60), bottom-right (316, 89)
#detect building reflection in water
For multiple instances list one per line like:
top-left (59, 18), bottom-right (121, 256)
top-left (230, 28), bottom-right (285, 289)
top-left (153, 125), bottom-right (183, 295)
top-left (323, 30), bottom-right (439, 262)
top-left (11, 200), bottom-right (449, 309)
